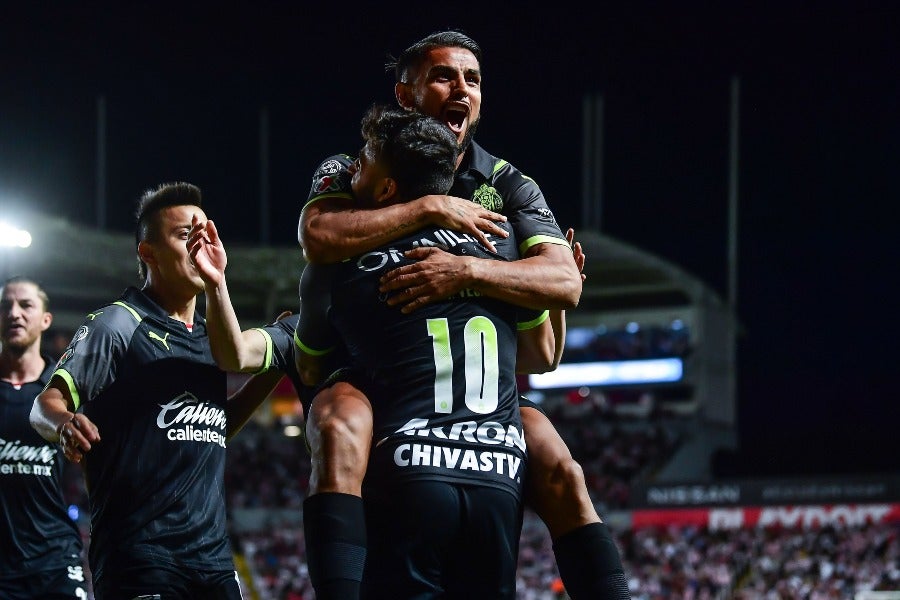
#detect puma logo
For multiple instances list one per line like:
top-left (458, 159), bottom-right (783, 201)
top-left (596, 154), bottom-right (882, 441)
top-left (148, 330), bottom-right (171, 351)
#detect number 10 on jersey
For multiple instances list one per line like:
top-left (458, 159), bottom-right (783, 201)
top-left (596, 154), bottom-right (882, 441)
top-left (427, 316), bottom-right (500, 416)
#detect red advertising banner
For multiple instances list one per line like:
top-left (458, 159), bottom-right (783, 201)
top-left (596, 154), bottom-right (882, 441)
top-left (631, 503), bottom-right (900, 530)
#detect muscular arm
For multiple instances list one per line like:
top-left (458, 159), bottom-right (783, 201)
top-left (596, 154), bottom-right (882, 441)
top-left (381, 241), bottom-right (582, 314)
top-left (516, 312), bottom-right (556, 374)
top-left (299, 195), bottom-right (507, 264)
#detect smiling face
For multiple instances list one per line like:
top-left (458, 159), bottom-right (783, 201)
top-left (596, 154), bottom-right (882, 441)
top-left (396, 46), bottom-right (482, 152)
top-left (0, 281), bottom-right (52, 354)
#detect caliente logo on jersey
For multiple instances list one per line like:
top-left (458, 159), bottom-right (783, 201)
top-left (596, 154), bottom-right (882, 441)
top-left (156, 392), bottom-right (227, 448)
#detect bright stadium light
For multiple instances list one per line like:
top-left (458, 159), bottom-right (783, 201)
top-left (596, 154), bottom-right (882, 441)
top-left (528, 357), bottom-right (684, 390)
top-left (0, 221), bottom-right (32, 248)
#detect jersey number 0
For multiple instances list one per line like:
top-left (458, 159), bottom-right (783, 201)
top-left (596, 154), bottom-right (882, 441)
top-left (427, 316), bottom-right (499, 415)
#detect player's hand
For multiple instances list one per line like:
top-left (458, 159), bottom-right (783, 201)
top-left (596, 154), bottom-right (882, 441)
top-left (566, 228), bottom-right (587, 283)
top-left (187, 214), bottom-right (227, 286)
top-left (57, 413), bottom-right (100, 464)
top-left (379, 247), bottom-right (473, 314)
top-left (424, 195), bottom-right (508, 253)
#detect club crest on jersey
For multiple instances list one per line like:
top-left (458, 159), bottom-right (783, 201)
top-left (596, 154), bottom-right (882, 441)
top-left (472, 184), bottom-right (503, 212)
top-left (56, 347), bottom-right (75, 368)
top-left (316, 159), bottom-right (344, 176)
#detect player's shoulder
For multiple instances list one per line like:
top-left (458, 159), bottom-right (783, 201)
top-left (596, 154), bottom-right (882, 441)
top-left (75, 297), bottom-right (146, 340)
top-left (308, 154), bottom-right (354, 203)
top-left (262, 313), bottom-right (300, 337)
top-left (313, 154), bottom-right (353, 176)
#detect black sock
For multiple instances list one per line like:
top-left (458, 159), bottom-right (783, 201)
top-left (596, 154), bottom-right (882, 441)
top-left (303, 492), bottom-right (367, 600)
top-left (553, 522), bottom-right (631, 599)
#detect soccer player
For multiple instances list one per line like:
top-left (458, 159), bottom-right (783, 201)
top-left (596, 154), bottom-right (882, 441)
top-left (1, 277), bottom-right (87, 599)
top-left (298, 31), bottom-right (629, 600)
top-left (29, 182), bottom-right (284, 599)
top-left (317, 105), bottom-right (551, 598)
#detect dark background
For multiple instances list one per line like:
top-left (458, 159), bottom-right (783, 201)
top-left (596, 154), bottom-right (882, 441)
top-left (2, 2), bottom-right (897, 477)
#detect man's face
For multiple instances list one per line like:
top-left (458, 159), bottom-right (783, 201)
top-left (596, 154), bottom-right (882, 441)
top-left (144, 205), bottom-right (207, 295)
top-left (0, 281), bottom-right (51, 353)
top-left (399, 46), bottom-right (482, 149)
top-left (349, 142), bottom-right (392, 204)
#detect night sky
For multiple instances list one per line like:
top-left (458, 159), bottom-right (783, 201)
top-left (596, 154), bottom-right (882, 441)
top-left (2, 2), bottom-right (897, 476)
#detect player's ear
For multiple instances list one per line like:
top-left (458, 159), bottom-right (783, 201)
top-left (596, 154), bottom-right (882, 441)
top-left (375, 178), bottom-right (397, 203)
top-left (137, 240), bottom-right (156, 269)
top-left (40, 311), bottom-right (53, 332)
top-left (395, 82), bottom-right (415, 111)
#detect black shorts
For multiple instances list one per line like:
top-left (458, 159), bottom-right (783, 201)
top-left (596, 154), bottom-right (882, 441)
top-left (0, 559), bottom-right (88, 599)
top-left (362, 481), bottom-right (522, 600)
top-left (93, 563), bottom-right (242, 600)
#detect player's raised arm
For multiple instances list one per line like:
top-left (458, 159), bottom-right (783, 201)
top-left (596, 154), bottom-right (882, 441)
top-left (187, 215), bottom-right (270, 373)
top-left (299, 193), bottom-right (507, 264)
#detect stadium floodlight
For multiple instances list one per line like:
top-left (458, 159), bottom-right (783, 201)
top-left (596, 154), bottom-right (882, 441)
top-left (0, 221), bottom-right (32, 248)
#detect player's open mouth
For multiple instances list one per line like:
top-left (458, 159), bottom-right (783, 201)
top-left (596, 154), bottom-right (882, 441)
top-left (443, 105), bottom-right (468, 135)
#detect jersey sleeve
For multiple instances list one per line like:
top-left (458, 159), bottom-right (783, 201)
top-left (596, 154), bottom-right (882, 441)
top-left (51, 305), bottom-right (138, 410)
top-left (516, 309), bottom-right (549, 331)
top-left (253, 313), bottom-right (298, 373)
top-left (295, 264), bottom-right (338, 356)
top-left (304, 154), bottom-right (355, 209)
top-left (494, 163), bottom-right (570, 256)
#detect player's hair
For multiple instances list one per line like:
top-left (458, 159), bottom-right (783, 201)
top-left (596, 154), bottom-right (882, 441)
top-left (134, 182), bottom-right (202, 281)
top-left (386, 29), bottom-right (483, 84)
top-left (0, 276), bottom-right (50, 312)
top-left (360, 104), bottom-right (459, 201)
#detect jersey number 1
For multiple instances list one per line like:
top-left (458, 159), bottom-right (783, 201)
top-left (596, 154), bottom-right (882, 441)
top-left (427, 316), bottom-right (499, 415)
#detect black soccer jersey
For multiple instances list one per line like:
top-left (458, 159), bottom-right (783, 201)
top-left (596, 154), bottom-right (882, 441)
top-left (305, 145), bottom-right (571, 257)
top-left (325, 227), bottom-right (530, 499)
top-left (51, 287), bottom-right (233, 582)
top-left (252, 312), bottom-right (316, 411)
top-left (0, 358), bottom-right (82, 578)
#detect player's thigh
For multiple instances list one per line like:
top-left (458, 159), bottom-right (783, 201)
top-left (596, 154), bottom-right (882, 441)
top-left (93, 564), bottom-right (190, 599)
top-left (191, 569), bottom-right (244, 600)
top-left (362, 481), bottom-right (461, 599)
top-left (445, 486), bottom-right (521, 599)
top-left (520, 404), bottom-right (574, 476)
top-left (307, 380), bottom-right (374, 444)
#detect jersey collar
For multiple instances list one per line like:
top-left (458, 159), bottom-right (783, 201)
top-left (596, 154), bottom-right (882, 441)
top-left (459, 141), bottom-right (495, 182)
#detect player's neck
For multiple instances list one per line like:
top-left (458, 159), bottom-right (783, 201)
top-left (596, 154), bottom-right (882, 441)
top-left (0, 345), bottom-right (46, 385)
top-left (142, 282), bottom-right (198, 325)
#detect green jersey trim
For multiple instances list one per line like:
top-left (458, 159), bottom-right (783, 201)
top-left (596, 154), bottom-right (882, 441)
top-left (302, 191), bottom-right (354, 211)
top-left (519, 234), bottom-right (569, 256)
top-left (293, 327), bottom-right (333, 356)
top-left (250, 328), bottom-right (275, 374)
top-left (52, 369), bottom-right (82, 411)
top-left (112, 301), bottom-right (143, 322)
top-left (517, 310), bottom-right (549, 331)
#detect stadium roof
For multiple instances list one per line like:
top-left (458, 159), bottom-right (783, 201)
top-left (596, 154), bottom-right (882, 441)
top-left (3, 213), bottom-right (721, 332)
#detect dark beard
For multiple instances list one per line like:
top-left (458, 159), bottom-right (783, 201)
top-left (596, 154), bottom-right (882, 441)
top-left (459, 116), bottom-right (480, 154)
